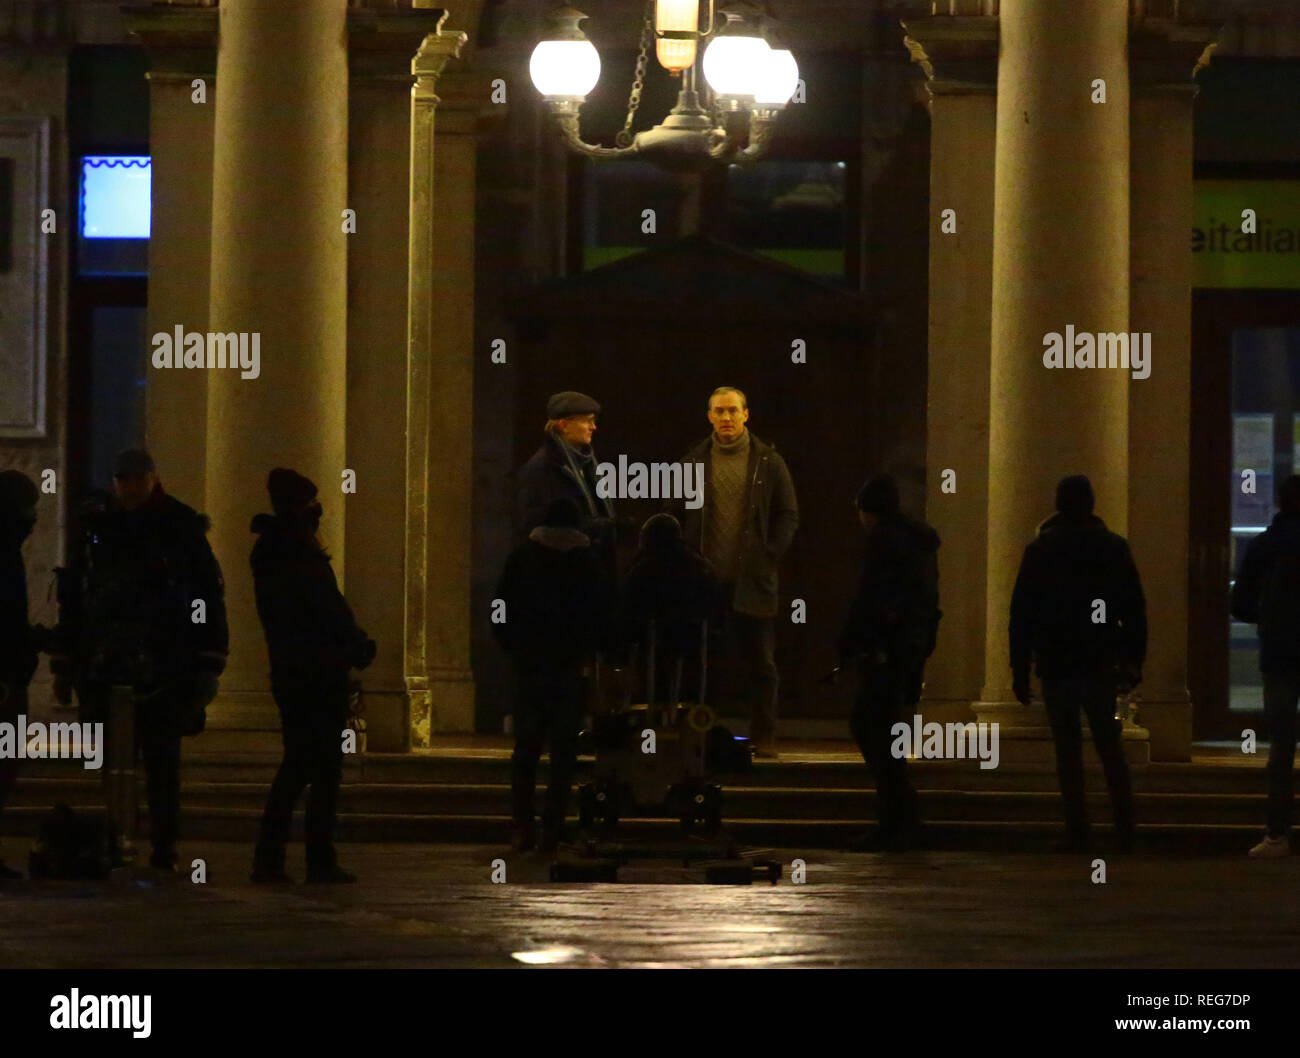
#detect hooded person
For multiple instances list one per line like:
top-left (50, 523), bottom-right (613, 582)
top-left (493, 496), bottom-right (615, 853)
top-left (1009, 474), bottom-right (1143, 853)
top-left (0, 470), bottom-right (39, 879)
top-left (249, 468), bottom-right (376, 885)
top-left (48, 448), bottom-right (228, 873)
top-left (838, 472), bottom-right (941, 853)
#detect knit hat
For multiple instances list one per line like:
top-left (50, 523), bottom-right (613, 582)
top-left (114, 448), bottom-right (155, 477)
top-left (0, 469), bottom-right (37, 518)
top-left (855, 473), bottom-right (900, 516)
top-left (547, 391), bottom-right (601, 419)
top-left (1055, 475), bottom-right (1095, 518)
top-left (639, 512), bottom-right (682, 552)
top-left (542, 497), bottom-right (582, 529)
top-left (267, 468), bottom-right (318, 516)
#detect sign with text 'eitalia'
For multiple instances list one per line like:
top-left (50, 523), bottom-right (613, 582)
top-left (1194, 180), bottom-right (1300, 289)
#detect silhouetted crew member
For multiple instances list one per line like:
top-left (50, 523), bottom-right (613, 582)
top-left (838, 474), bottom-right (940, 852)
top-left (672, 386), bottom-right (798, 758)
top-left (250, 469), bottom-right (375, 884)
top-left (493, 497), bottom-right (614, 853)
top-left (621, 513), bottom-right (724, 702)
top-left (1231, 474), bottom-right (1300, 859)
top-left (0, 470), bottom-right (40, 879)
top-left (1009, 474), bottom-right (1144, 853)
top-left (516, 391), bottom-right (617, 571)
top-left (49, 449), bottom-right (228, 871)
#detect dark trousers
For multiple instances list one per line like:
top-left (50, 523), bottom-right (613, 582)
top-left (1041, 674), bottom-right (1134, 846)
top-left (256, 694), bottom-right (347, 871)
top-left (0, 682), bottom-right (23, 828)
top-left (510, 664), bottom-right (582, 830)
top-left (719, 602), bottom-right (778, 743)
top-left (849, 656), bottom-right (921, 840)
top-left (1262, 670), bottom-right (1300, 837)
top-left (82, 683), bottom-right (182, 861)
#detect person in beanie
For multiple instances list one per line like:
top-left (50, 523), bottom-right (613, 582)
top-left (1009, 474), bottom-right (1144, 853)
top-left (670, 387), bottom-right (798, 758)
top-left (493, 496), bottom-right (614, 853)
top-left (1231, 474), bottom-right (1300, 859)
top-left (0, 470), bottom-right (40, 878)
top-left (250, 468), bottom-right (376, 884)
top-left (837, 473), bottom-right (940, 852)
top-left (516, 391), bottom-right (617, 570)
top-left (49, 448), bottom-right (229, 872)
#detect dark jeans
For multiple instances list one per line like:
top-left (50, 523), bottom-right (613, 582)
top-left (1041, 673), bottom-right (1134, 846)
top-left (256, 691), bottom-right (347, 872)
top-left (82, 682), bottom-right (183, 862)
top-left (849, 656), bottom-right (921, 841)
top-left (719, 599), bottom-right (778, 743)
top-left (1262, 670), bottom-right (1300, 837)
top-left (510, 663), bottom-right (583, 831)
top-left (0, 681), bottom-right (24, 826)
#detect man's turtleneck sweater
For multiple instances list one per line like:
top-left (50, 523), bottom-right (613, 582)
top-left (706, 428), bottom-right (751, 582)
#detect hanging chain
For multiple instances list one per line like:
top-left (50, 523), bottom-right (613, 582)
top-left (615, 0), bottom-right (654, 148)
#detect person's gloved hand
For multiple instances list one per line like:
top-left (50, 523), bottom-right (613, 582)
top-left (194, 670), bottom-right (220, 709)
top-left (350, 637), bottom-right (377, 671)
top-left (1012, 669), bottom-right (1032, 706)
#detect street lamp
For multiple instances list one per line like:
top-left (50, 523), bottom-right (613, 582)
top-left (528, 2), bottom-right (799, 172)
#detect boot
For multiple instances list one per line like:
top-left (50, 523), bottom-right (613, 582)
top-left (251, 841), bottom-right (294, 885)
top-left (511, 821), bottom-right (537, 853)
top-left (305, 864), bottom-right (357, 884)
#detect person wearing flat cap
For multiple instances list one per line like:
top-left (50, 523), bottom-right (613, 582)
top-left (249, 468), bottom-right (376, 884)
top-left (837, 472), bottom-right (940, 852)
top-left (516, 391), bottom-right (617, 570)
top-left (48, 448), bottom-right (229, 873)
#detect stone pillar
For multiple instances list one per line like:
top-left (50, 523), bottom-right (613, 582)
top-left (344, 6), bottom-right (452, 751)
top-left (205, 0), bottom-right (350, 726)
top-left (1128, 20), bottom-right (1217, 761)
top-left (405, 24), bottom-right (468, 744)
top-left (902, 15), bottom-right (998, 725)
top-left (127, 6), bottom-right (217, 509)
top-left (977, 0), bottom-right (1132, 744)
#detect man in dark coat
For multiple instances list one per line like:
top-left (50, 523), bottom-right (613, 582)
top-left (1009, 474), bottom-right (1144, 853)
top-left (0, 470), bottom-right (40, 879)
top-left (671, 386), bottom-right (798, 758)
top-left (1231, 474), bottom-right (1300, 858)
top-left (493, 497), bottom-right (614, 853)
top-left (250, 469), bottom-right (375, 884)
top-left (516, 391), bottom-right (617, 571)
top-left (50, 449), bottom-right (228, 871)
top-left (621, 513), bottom-right (725, 703)
top-left (838, 473), bottom-right (940, 852)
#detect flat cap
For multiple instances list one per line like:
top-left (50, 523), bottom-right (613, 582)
top-left (546, 390), bottom-right (601, 419)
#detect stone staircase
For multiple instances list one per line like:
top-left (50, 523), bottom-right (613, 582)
top-left (0, 737), bottom-right (1271, 854)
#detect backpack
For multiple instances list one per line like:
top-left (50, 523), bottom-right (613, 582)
top-left (27, 804), bottom-right (116, 880)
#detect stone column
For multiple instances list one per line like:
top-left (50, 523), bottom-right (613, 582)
top-left (126, 6), bottom-right (217, 509)
top-left (977, 0), bottom-right (1132, 745)
top-left (1128, 20), bottom-right (1217, 761)
top-left (344, 6), bottom-right (452, 751)
top-left (405, 24), bottom-right (468, 744)
top-left (901, 15), bottom-right (998, 725)
top-left (205, 0), bottom-right (350, 726)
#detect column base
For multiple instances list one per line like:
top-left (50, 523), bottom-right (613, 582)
top-left (1132, 694), bottom-right (1192, 762)
top-left (972, 700), bottom-right (1150, 765)
top-left (406, 670), bottom-right (477, 744)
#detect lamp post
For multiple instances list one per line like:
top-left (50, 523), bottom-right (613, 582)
top-left (528, 2), bottom-right (799, 172)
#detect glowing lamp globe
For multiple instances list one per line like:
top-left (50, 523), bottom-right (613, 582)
top-left (754, 48), bottom-right (799, 106)
top-left (530, 39), bottom-right (601, 99)
top-left (703, 33), bottom-right (771, 100)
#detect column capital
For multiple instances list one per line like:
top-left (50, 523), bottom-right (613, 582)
top-left (1129, 17), bottom-right (1221, 97)
top-left (347, 6), bottom-right (451, 82)
top-left (900, 16), bottom-right (999, 98)
top-left (123, 3), bottom-right (218, 83)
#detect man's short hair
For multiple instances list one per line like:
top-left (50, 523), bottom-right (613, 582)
top-left (709, 386), bottom-right (747, 410)
top-left (1279, 475), bottom-right (1300, 515)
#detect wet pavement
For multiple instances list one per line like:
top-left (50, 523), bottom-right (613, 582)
top-left (1, 838), bottom-right (1298, 969)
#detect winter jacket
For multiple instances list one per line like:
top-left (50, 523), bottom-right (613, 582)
top-left (1009, 512), bottom-right (1146, 681)
top-left (250, 513), bottom-right (372, 701)
top-left (621, 539), bottom-right (725, 658)
top-left (670, 432), bottom-right (799, 618)
top-left (492, 524), bottom-right (615, 670)
top-left (0, 514), bottom-right (37, 694)
top-left (51, 485), bottom-right (228, 691)
top-left (516, 431), bottom-right (617, 553)
top-left (1231, 510), bottom-right (1300, 674)
top-left (839, 512), bottom-right (941, 664)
